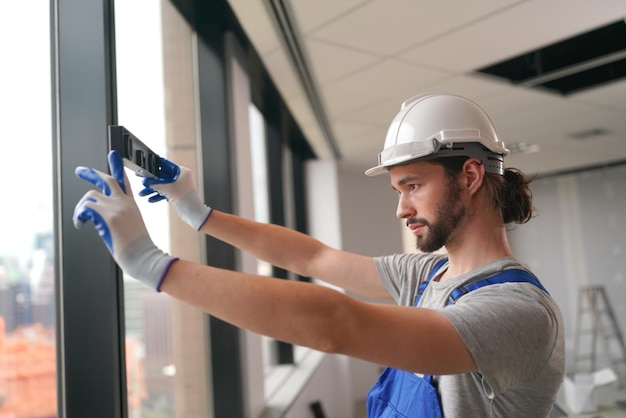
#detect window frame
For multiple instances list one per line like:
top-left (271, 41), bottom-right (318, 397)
top-left (53, 0), bottom-right (128, 416)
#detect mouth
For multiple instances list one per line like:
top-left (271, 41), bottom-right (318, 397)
top-left (410, 225), bottom-right (425, 236)
top-left (407, 219), bottom-right (426, 235)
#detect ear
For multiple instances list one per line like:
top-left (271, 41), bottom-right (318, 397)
top-left (462, 158), bottom-right (485, 196)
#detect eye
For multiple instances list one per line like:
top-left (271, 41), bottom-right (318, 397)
top-left (391, 179), bottom-right (421, 195)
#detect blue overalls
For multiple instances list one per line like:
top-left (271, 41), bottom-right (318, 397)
top-left (366, 259), bottom-right (549, 418)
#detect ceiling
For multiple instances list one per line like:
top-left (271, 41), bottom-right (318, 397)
top-left (227, 0), bottom-right (626, 177)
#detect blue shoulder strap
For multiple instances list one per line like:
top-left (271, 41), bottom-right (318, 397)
top-left (414, 257), bottom-right (549, 307)
top-left (413, 258), bottom-right (448, 306)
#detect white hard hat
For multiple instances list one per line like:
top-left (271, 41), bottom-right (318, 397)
top-left (365, 93), bottom-right (510, 176)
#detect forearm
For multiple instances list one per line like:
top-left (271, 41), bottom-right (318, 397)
top-left (200, 210), bottom-right (324, 277)
top-left (160, 259), bottom-right (348, 352)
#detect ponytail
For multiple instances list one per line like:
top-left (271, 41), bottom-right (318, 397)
top-left (486, 168), bottom-right (535, 224)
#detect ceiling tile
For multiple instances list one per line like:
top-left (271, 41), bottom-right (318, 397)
top-left (334, 97), bottom-right (404, 126)
top-left (304, 38), bottom-right (381, 85)
top-left (399, 0), bottom-right (626, 72)
top-left (290, 0), bottom-right (370, 33)
top-left (425, 74), bottom-right (512, 101)
top-left (310, 0), bottom-right (521, 55)
top-left (572, 78), bottom-right (626, 112)
top-left (321, 59), bottom-right (447, 115)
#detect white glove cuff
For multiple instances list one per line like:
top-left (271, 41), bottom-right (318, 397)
top-left (118, 236), bottom-right (178, 291)
top-left (173, 190), bottom-right (213, 230)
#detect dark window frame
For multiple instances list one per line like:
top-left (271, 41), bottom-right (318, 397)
top-left (53, 0), bottom-right (128, 416)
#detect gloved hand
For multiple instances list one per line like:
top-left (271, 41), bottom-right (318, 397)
top-left (73, 150), bottom-right (178, 291)
top-left (139, 157), bottom-right (213, 230)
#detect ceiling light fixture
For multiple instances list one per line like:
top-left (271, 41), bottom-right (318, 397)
top-left (508, 142), bottom-right (540, 155)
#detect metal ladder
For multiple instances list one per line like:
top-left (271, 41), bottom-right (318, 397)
top-left (574, 286), bottom-right (626, 384)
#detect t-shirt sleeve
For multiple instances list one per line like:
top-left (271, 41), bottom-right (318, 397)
top-left (440, 283), bottom-right (562, 397)
top-left (374, 253), bottom-right (446, 305)
top-left (374, 253), bottom-right (407, 301)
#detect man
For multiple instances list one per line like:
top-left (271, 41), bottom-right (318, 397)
top-left (74, 93), bottom-right (565, 417)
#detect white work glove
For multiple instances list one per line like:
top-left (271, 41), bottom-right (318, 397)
top-left (73, 150), bottom-right (178, 291)
top-left (139, 157), bottom-right (213, 231)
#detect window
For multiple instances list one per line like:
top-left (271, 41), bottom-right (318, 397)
top-left (225, 31), bottom-right (317, 413)
top-left (248, 104), bottom-right (273, 278)
top-left (114, 1), bottom-right (170, 414)
top-left (114, 1), bottom-right (211, 416)
top-left (248, 104), bottom-right (288, 374)
top-left (115, 1), bottom-right (211, 417)
top-left (0, 3), bottom-right (56, 417)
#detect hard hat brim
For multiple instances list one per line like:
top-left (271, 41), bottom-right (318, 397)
top-left (364, 164), bottom-right (388, 176)
top-left (364, 153), bottom-right (438, 176)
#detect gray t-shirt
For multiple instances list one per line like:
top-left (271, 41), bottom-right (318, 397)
top-left (374, 253), bottom-right (565, 418)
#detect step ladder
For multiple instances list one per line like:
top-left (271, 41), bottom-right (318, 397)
top-left (573, 286), bottom-right (626, 384)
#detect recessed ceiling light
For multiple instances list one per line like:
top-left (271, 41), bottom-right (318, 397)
top-left (508, 142), bottom-right (540, 155)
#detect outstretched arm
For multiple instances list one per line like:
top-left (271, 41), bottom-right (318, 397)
top-left (141, 157), bottom-right (390, 300)
top-left (200, 210), bottom-right (390, 299)
top-left (161, 258), bottom-right (476, 375)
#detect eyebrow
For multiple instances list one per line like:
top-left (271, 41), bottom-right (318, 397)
top-left (392, 175), bottom-right (422, 190)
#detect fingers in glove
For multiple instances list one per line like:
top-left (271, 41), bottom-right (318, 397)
top-left (148, 194), bottom-right (167, 203)
top-left (76, 152), bottom-right (132, 199)
top-left (73, 195), bottom-right (97, 228)
top-left (72, 194), bottom-right (114, 252)
top-left (149, 193), bottom-right (168, 203)
top-left (138, 186), bottom-right (168, 203)
top-left (108, 150), bottom-right (129, 194)
top-left (75, 166), bottom-right (113, 196)
top-left (142, 156), bottom-right (180, 187)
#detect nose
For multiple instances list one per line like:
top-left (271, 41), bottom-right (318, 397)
top-left (396, 193), bottom-right (416, 220)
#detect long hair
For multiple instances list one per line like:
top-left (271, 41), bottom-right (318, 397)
top-left (432, 156), bottom-right (535, 224)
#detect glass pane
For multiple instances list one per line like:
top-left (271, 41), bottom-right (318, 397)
top-left (116, 2), bottom-right (212, 417)
top-left (114, 1), bottom-right (173, 416)
top-left (248, 104), bottom-right (272, 278)
top-left (0, 3), bottom-right (57, 418)
top-left (249, 104), bottom-right (279, 375)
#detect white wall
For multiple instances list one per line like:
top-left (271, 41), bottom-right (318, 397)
top-left (337, 164), bottom-right (404, 258)
top-left (508, 163), bottom-right (626, 375)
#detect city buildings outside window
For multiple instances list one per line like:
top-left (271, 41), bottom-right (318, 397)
top-left (0, 3), bottom-right (56, 417)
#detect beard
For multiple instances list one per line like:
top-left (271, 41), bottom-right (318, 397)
top-left (411, 177), bottom-right (466, 253)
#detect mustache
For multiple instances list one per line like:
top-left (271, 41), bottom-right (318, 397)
top-left (406, 218), bottom-right (429, 228)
